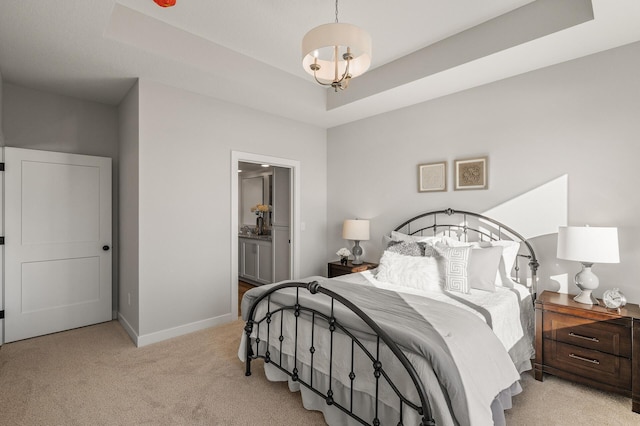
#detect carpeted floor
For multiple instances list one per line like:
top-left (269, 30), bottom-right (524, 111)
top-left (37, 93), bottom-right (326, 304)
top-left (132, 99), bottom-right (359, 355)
top-left (0, 319), bottom-right (636, 425)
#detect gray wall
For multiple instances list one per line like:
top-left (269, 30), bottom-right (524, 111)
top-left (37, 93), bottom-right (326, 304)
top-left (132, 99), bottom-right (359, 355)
top-left (118, 82), bottom-right (140, 334)
top-left (327, 41), bottom-right (640, 302)
top-left (126, 79), bottom-right (327, 344)
top-left (2, 83), bottom-right (121, 314)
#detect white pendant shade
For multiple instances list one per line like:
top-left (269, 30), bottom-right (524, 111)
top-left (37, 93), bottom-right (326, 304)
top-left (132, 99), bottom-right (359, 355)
top-left (302, 22), bottom-right (372, 83)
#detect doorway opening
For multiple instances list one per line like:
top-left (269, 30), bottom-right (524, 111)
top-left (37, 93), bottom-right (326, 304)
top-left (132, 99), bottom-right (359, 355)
top-left (230, 152), bottom-right (300, 318)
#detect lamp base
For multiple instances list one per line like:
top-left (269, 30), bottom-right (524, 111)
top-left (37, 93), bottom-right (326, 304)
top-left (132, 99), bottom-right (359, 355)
top-left (351, 241), bottom-right (363, 265)
top-left (573, 262), bottom-right (599, 305)
top-left (574, 289), bottom-right (598, 305)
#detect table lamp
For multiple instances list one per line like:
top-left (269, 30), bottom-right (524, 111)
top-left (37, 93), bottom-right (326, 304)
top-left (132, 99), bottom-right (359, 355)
top-left (342, 219), bottom-right (370, 265)
top-left (557, 225), bottom-right (619, 305)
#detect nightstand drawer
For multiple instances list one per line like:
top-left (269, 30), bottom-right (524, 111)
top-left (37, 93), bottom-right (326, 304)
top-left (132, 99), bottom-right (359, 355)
top-left (543, 311), bottom-right (631, 358)
top-left (544, 339), bottom-right (632, 390)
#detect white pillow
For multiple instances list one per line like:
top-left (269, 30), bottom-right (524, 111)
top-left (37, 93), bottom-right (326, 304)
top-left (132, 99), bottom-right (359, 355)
top-left (474, 240), bottom-right (521, 287)
top-left (390, 231), bottom-right (431, 242)
top-left (468, 246), bottom-right (503, 292)
top-left (437, 236), bottom-right (472, 247)
top-left (375, 251), bottom-right (442, 292)
top-left (389, 232), bottom-right (521, 288)
top-left (390, 231), bottom-right (465, 246)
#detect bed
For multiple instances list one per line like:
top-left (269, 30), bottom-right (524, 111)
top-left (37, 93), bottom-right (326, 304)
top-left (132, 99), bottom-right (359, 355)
top-left (239, 209), bottom-right (539, 425)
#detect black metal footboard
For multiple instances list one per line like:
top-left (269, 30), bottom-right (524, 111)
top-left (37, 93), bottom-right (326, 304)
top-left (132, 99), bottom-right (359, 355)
top-left (244, 281), bottom-right (435, 426)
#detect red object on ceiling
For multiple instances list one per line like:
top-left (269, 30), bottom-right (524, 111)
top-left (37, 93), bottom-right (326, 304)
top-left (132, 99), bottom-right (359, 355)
top-left (154, 0), bottom-right (176, 7)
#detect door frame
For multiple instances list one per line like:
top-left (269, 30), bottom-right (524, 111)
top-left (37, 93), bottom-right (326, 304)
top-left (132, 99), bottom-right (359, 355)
top-left (230, 151), bottom-right (300, 318)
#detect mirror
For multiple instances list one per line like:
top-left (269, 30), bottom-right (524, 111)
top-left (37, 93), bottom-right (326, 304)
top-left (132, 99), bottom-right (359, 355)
top-left (241, 177), bottom-right (264, 226)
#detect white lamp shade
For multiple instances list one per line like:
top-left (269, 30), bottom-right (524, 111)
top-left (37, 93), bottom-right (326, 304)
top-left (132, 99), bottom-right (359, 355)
top-left (557, 226), bottom-right (620, 263)
top-left (302, 23), bottom-right (372, 81)
top-left (342, 219), bottom-right (370, 241)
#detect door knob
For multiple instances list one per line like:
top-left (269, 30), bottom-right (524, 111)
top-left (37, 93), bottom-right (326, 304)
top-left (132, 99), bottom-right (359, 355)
top-left (103, 245), bottom-right (110, 251)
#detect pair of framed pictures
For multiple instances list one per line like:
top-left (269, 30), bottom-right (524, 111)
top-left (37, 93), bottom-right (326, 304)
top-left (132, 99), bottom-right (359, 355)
top-left (418, 157), bottom-right (488, 192)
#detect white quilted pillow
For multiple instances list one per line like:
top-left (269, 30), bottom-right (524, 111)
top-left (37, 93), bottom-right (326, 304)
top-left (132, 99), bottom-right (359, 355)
top-left (375, 250), bottom-right (443, 292)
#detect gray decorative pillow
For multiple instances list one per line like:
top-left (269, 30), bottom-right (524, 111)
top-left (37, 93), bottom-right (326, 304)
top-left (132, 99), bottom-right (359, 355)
top-left (386, 240), bottom-right (423, 257)
top-left (421, 242), bottom-right (439, 258)
top-left (468, 246), bottom-right (503, 292)
top-left (435, 243), bottom-right (471, 294)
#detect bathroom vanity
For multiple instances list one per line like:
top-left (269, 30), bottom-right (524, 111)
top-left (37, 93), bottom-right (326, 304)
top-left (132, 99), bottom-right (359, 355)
top-left (238, 235), bottom-right (273, 285)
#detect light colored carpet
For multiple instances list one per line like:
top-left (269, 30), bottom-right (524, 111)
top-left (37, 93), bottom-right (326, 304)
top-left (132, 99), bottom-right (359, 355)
top-left (0, 319), bottom-right (636, 425)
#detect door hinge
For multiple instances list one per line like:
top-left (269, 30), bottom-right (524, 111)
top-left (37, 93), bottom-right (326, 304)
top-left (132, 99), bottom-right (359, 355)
top-left (0, 237), bottom-right (4, 245)
top-left (0, 162), bottom-right (4, 171)
top-left (0, 310), bottom-right (4, 319)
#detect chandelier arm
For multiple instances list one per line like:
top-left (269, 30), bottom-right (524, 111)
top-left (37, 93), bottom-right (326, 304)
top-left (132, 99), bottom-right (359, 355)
top-left (334, 54), bottom-right (351, 85)
top-left (312, 71), bottom-right (334, 87)
top-left (312, 51), bottom-right (352, 89)
top-left (342, 56), bottom-right (351, 81)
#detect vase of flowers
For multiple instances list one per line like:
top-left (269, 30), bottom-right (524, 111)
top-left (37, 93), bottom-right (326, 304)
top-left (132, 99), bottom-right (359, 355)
top-left (256, 216), bottom-right (264, 235)
top-left (251, 204), bottom-right (270, 235)
top-left (336, 248), bottom-right (351, 265)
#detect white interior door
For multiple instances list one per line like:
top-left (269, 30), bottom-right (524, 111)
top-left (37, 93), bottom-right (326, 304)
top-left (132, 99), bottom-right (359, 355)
top-left (4, 148), bottom-right (112, 342)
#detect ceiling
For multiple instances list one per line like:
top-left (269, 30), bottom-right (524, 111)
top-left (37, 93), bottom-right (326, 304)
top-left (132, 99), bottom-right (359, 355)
top-left (238, 162), bottom-right (273, 177)
top-left (1, 0), bottom-right (639, 129)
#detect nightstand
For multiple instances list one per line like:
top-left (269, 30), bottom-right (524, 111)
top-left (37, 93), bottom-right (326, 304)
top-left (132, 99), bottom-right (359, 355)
top-left (534, 290), bottom-right (640, 413)
top-left (327, 260), bottom-right (378, 278)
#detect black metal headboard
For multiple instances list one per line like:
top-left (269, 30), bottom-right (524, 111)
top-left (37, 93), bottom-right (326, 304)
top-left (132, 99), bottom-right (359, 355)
top-left (394, 208), bottom-right (539, 299)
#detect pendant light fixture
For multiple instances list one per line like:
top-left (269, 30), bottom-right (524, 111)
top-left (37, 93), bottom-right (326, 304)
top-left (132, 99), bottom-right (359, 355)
top-left (302, 0), bottom-right (372, 92)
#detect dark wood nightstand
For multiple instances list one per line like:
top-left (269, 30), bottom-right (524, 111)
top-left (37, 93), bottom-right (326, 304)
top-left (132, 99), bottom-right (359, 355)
top-left (535, 290), bottom-right (640, 413)
top-left (327, 260), bottom-right (378, 278)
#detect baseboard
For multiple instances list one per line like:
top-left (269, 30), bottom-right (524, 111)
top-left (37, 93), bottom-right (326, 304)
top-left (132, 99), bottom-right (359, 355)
top-left (117, 313), bottom-right (139, 346)
top-left (136, 313), bottom-right (235, 348)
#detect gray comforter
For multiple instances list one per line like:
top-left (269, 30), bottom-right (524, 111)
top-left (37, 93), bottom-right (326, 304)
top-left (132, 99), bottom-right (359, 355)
top-left (240, 277), bottom-right (521, 425)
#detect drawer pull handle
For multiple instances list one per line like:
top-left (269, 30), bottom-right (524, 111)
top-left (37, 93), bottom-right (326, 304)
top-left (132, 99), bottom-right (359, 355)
top-left (568, 353), bottom-right (600, 365)
top-left (568, 332), bottom-right (599, 343)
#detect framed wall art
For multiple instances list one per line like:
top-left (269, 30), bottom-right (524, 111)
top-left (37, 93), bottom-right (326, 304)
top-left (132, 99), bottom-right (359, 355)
top-left (418, 161), bottom-right (447, 192)
top-left (454, 157), bottom-right (488, 190)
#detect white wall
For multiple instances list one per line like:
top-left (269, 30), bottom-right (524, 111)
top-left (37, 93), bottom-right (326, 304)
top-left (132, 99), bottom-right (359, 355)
top-left (2, 83), bottom-right (121, 315)
top-left (117, 82), bottom-right (140, 337)
top-left (133, 80), bottom-right (327, 343)
top-left (327, 41), bottom-right (640, 302)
